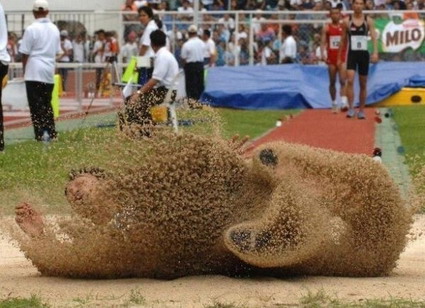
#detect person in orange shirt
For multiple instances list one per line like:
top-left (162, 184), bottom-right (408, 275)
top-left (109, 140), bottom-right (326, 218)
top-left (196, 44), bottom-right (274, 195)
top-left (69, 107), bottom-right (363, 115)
top-left (321, 5), bottom-right (348, 113)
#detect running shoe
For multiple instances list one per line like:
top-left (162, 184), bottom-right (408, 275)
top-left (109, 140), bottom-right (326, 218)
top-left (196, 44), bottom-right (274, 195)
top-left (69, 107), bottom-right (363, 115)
top-left (331, 103), bottom-right (339, 114)
top-left (357, 110), bottom-right (366, 119)
top-left (341, 97), bottom-right (349, 111)
top-left (346, 108), bottom-right (356, 118)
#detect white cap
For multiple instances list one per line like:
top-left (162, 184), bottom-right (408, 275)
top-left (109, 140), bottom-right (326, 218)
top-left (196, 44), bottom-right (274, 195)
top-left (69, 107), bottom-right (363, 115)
top-left (188, 24), bottom-right (198, 33)
top-left (33, 0), bottom-right (49, 11)
top-left (60, 30), bottom-right (68, 37)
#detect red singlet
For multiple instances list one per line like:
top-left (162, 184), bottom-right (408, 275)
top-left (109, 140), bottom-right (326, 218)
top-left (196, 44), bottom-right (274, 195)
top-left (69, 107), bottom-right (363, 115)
top-left (326, 23), bottom-right (347, 65)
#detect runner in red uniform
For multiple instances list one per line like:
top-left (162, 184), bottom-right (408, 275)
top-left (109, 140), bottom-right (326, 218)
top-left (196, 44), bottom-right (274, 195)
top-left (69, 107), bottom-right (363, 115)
top-left (321, 5), bottom-right (348, 113)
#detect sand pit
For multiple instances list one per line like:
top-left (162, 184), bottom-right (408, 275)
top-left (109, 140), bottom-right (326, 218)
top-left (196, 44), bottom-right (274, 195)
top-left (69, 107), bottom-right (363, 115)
top-left (0, 215), bottom-right (424, 307)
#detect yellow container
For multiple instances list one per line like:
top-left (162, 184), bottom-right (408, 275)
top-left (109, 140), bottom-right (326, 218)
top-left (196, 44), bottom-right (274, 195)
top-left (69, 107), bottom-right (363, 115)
top-left (150, 105), bottom-right (168, 123)
top-left (375, 87), bottom-right (425, 107)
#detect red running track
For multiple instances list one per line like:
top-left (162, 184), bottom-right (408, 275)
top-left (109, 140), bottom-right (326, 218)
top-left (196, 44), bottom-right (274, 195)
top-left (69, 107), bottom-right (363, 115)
top-left (247, 108), bottom-right (377, 155)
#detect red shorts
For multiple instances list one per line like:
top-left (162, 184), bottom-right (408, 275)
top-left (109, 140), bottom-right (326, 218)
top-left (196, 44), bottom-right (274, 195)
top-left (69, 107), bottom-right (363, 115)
top-left (327, 50), bottom-right (346, 66)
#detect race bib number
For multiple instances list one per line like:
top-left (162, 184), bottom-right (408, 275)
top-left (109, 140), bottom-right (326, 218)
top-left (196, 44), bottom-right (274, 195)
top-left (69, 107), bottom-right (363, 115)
top-left (351, 35), bottom-right (368, 51)
top-left (329, 36), bottom-right (341, 50)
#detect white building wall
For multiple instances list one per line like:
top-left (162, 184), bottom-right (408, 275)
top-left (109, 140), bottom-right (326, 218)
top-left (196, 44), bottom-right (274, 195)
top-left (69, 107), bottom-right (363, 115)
top-left (2, 0), bottom-right (121, 12)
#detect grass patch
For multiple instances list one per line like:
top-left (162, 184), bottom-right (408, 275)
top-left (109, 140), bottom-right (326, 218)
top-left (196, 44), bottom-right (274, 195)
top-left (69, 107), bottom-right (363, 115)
top-left (297, 289), bottom-right (425, 307)
top-left (217, 108), bottom-right (298, 139)
top-left (127, 289), bottom-right (146, 305)
top-left (392, 106), bottom-right (425, 171)
top-left (0, 295), bottom-right (49, 308)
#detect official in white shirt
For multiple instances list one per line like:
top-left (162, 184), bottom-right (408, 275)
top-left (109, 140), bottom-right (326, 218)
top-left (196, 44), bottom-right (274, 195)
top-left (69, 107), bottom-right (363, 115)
top-left (0, 1), bottom-right (10, 152)
top-left (181, 25), bottom-right (205, 101)
top-left (122, 29), bottom-right (179, 137)
top-left (19, 0), bottom-right (61, 141)
top-left (202, 29), bottom-right (216, 67)
top-left (138, 6), bottom-right (163, 85)
top-left (279, 25), bottom-right (297, 64)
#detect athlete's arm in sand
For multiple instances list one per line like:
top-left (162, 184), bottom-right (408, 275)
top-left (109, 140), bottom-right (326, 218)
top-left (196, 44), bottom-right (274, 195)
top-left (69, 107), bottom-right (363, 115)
top-left (320, 25), bottom-right (328, 63)
top-left (367, 16), bottom-right (379, 63)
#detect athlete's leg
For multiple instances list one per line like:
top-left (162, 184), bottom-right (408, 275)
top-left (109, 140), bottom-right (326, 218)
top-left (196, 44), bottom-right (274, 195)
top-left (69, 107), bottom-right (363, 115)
top-left (328, 65), bottom-right (337, 101)
top-left (338, 62), bottom-right (348, 110)
top-left (346, 69), bottom-right (356, 117)
top-left (328, 65), bottom-right (338, 112)
top-left (357, 74), bottom-right (368, 119)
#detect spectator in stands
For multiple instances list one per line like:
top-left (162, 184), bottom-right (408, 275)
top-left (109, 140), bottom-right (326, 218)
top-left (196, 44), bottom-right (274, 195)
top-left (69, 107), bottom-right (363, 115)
top-left (72, 32), bottom-right (89, 63)
top-left (217, 24), bottom-right (231, 42)
top-left (122, 0), bottom-right (141, 38)
top-left (122, 0), bottom-right (138, 21)
top-left (0, 1), bottom-right (10, 153)
top-left (267, 14), bottom-right (280, 34)
top-left (237, 38), bottom-right (250, 65)
top-left (257, 23), bottom-right (276, 42)
top-left (279, 24), bottom-right (297, 63)
top-left (329, 0), bottom-right (347, 9)
top-left (252, 11), bottom-right (266, 36)
top-left (215, 41), bottom-right (226, 66)
top-left (181, 25), bottom-right (205, 101)
top-left (121, 31), bottom-right (139, 63)
top-left (92, 29), bottom-right (106, 95)
top-left (261, 38), bottom-right (277, 65)
top-left (235, 24), bottom-right (248, 42)
top-left (210, 0), bottom-right (226, 10)
top-left (7, 32), bottom-right (18, 62)
top-left (177, 0), bottom-right (194, 29)
top-left (19, 0), bottom-right (60, 142)
top-left (202, 29), bottom-right (217, 67)
top-left (202, 0), bottom-right (214, 10)
top-left (365, 0), bottom-right (375, 9)
top-left (57, 29), bottom-right (73, 92)
top-left (218, 14), bottom-right (236, 33)
top-left (104, 31), bottom-right (120, 63)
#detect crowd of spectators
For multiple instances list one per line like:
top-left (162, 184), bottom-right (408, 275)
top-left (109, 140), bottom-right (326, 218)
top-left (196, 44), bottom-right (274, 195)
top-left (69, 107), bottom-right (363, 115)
top-left (120, 0), bottom-right (424, 67)
top-left (5, 0), bottom-right (424, 70)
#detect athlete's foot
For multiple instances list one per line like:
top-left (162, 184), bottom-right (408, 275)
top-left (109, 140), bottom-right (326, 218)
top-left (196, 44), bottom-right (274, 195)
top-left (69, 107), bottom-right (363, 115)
top-left (341, 97), bottom-right (349, 111)
top-left (331, 103), bottom-right (339, 114)
top-left (15, 202), bottom-right (45, 238)
top-left (357, 110), bottom-right (366, 119)
top-left (346, 108), bottom-right (356, 118)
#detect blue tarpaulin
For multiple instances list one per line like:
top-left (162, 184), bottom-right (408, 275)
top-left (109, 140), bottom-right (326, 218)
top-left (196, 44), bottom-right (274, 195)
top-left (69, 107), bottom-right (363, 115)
top-left (201, 62), bottom-right (425, 109)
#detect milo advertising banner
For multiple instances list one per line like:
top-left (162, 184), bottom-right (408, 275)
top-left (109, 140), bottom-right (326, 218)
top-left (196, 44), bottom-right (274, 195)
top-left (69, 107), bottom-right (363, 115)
top-left (372, 16), bottom-right (425, 57)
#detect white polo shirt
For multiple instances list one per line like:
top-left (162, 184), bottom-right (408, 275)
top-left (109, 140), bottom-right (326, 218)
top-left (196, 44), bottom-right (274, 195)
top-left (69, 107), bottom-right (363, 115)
top-left (140, 20), bottom-right (159, 57)
top-left (152, 47), bottom-right (179, 89)
top-left (181, 36), bottom-right (205, 63)
top-left (279, 35), bottom-right (297, 62)
top-left (59, 38), bottom-right (73, 62)
top-left (19, 18), bottom-right (61, 84)
top-left (0, 3), bottom-right (10, 64)
top-left (203, 38), bottom-right (216, 59)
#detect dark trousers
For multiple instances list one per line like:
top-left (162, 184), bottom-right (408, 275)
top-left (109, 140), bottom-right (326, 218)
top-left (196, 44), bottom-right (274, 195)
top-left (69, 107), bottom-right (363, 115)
top-left (25, 81), bottom-right (57, 141)
top-left (184, 62), bottom-right (204, 101)
top-left (0, 63), bottom-right (8, 151)
top-left (58, 66), bottom-right (69, 91)
top-left (95, 68), bottom-right (103, 92)
top-left (137, 67), bottom-right (153, 86)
